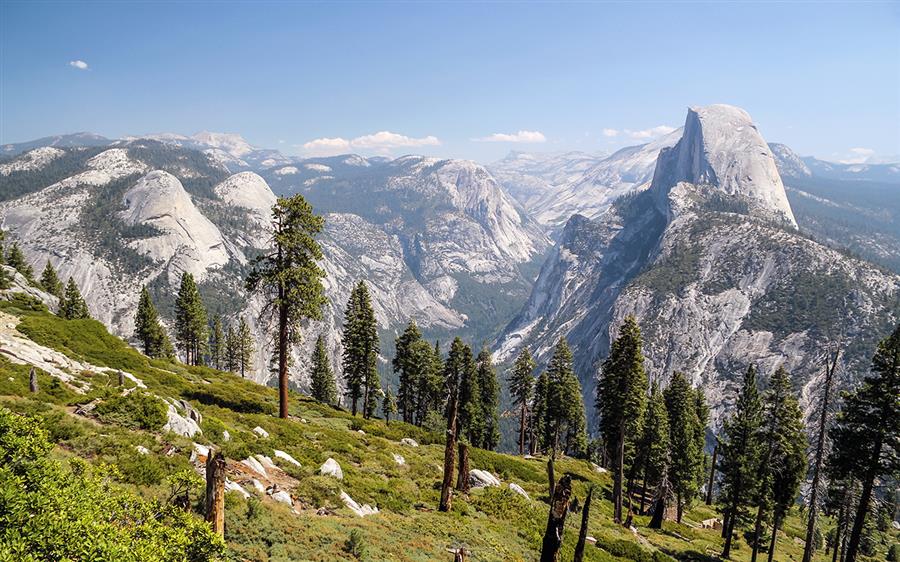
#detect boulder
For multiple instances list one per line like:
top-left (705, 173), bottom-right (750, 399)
top-left (392, 453), bottom-right (406, 466)
top-left (508, 482), bottom-right (530, 499)
top-left (270, 490), bottom-right (293, 507)
top-left (252, 426), bottom-right (269, 439)
top-left (591, 463), bottom-right (608, 474)
top-left (222, 430), bottom-right (231, 442)
top-left (135, 445), bottom-right (150, 455)
top-left (340, 490), bottom-right (378, 517)
top-left (319, 458), bottom-right (343, 480)
top-left (254, 454), bottom-right (278, 472)
top-left (468, 469), bottom-right (501, 488)
top-left (190, 442), bottom-right (210, 462)
top-left (241, 456), bottom-right (268, 478)
top-left (274, 449), bottom-right (301, 467)
top-left (162, 403), bottom-right (202, 438)
top-left (250, 479), bottom-right (266, 494)
top-left (400, 438), bottom-right (419, 447)
top-left (224, 479), bottom-right (250, 499)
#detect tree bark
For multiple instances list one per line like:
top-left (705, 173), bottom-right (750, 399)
top-left (547, 455), bottom-right (555, 499)
top-left (29, 367), bottom-right (38, 393)
top-left (844, 439), bottom-right (882, 562)
top-left (439, 393), bottom-right (458, 512)
top-left (573, 486), bottom-right (593, 562)
top-left (649, 474), bottom-right (667, 529)
top-left (519, 402), bottom-right (527, 455)
top-left (676, 490), bottom-right (683, 524)
top-left (706, 442), bottom-right (718, 505)
top-left (803, 348), bottom-right (839, 562)
top-left (613, 422), bottom-right (625, 523)
top-left (453, 548), bottom-right (468, 562)
top-left (766, 515), bottom-right (780, 562)
top-left (117, 369), bottom-right (125, 387)
top-left (456, 442), bottom-right (470, 493)
top-left (540, 474), bottom-right (572, 562)
top-left (204, 450), bottom-right (226, 538)
top-left (750, 502), bottom-right (764, 562)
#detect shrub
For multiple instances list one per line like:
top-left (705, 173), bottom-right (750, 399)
top-left (595, 536), bottom-right (677, 562)
top-left (94, 392), bottom-right (167, 430)
top-left (345, 529), bottom-right (368, 560)
top-left (184, 382), bottom-right (275, 415)
top-left (0, 407), bottom-right (225, 561)
top-left (888, 544), bottom-right (900, 562)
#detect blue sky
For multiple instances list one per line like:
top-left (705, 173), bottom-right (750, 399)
top-left (1, 1), bottom-right (898, 163)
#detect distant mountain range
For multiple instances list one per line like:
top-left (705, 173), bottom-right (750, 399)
top-left (1, 112), bottom-right (897, 428)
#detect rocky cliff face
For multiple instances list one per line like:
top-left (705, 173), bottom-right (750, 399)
top-left (0, 141), bottom-right (546, 391)
top-left (498, 104), bottom-right (900, 425)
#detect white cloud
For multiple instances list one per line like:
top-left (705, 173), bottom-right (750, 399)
top-left (351, 131), bottom-right (440, 150)
top-left (473, 130), bottom-right (547, 143)
top-left (602, 128), bottom-right (619, 137)
top-left (68, 60), bottom-right (89, 70)
top-left (838, 147), bottom-right (875, 164)
top-left (625, 125), bottom-right (676, 140)
top-left (300, 131), bottom-right (440, 156)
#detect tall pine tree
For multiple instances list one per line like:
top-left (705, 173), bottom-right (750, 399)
top-left (394, 321), bottom-right (423, 424)
top-left (508, 347), bottom-right (536, 455)
top-left (531, 370), bottom-right (551, 455)
top-left (828, 323), bottom-right (900, 562)
top-left (246, 194), bottom-right (327, 419)
top-left (39, 261), bottom-right (63, 298)
top-left (665, 371), bottom-right (703, 523)
top-left (5, 243), bottom-right (33, 282)
top-left (309, 334), bottom-right (338, 405)
top-left (174, 272), bottom-right (207, 366)
top-left (237, 317), bottom-right (254, 378)
top-left (209, 314), bottom-right (225, 370)
top-left (719, 365), bottom-right (764, 559)
top-left (456, 341), bottom-right (481, 444)
top-left (638, 383), bottom-right (670, 516)
top-left (133, 286), bottom-right (167, 358)
top-left (341, 281), bottom-right (380, 418)
top-left (756, 366), bottom-right (807, 562)
top-left (475, 348), bottom-right (501, 451)
top-left (59, 277), bottom-right (90, 320)
top-left (597, 316), bottom-right (647, 523)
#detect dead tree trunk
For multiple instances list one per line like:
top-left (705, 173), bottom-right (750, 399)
top-left (204, 450), bottom-right (226, 538)
top-left (547, 455), bottom-right (555, 499)
top-left (540, 474), bottom-right (572, 562)
top-left (29, 367), bottom-right (38, 393)
top-left (706, 441), bottom-right (718, 505)
top-left (453, 547), bottom-right (468, 562)
top-left (439, 393), bottom-right (459, 512)
top-left (649, 469), bottom-right (669, 529)
top-left (573, 485), bottom-right (594, 562)
top-left (456, 442), bottom-right (470, 493)
top-left (117, 370), bottom-right (125, 387)
top-left (613, 423), bottom-right (625, 523)
top-left (803, 347), bottom-right (839, 562)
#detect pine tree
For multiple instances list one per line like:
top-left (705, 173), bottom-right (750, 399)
top-left (693, 388), bottom-right (711, 496)
top-left (133, 286), bottom-right (167, 358)
top-left (638, 383), bottom-right (670, 516)
top-left (414, 339), bottom-right (444, 425)
top-left (719, 365), bottom-right (764, 559)
top-left (341, 281), bottom-right (380, 418)
top-left (597, 316), bottom-right (648, 523)
top-left (309, 334), bottom-right (338, 405)
top-left (0, 230), bottom-right (7, 290)
top-left (224, 326), bottom-right (238, 373)
top-left (209, 314), bottom-right (225, 370)
top-left (828, 323), bottom-right (900, 562)
top-left (442, 338), bottom-right (473, 422)
top-left (382, 387), bottom-right (397, 423)
top-left (456, 341), bottom-right (481, 444)
top-left (755, 366), bottom-right (807, 562)
top-left (237, 317), bottom-right (254, 378)
top-left (174, 273), bottom-right (208, 366)
top-left (39, 261), bottom-right (63, 298)
top-left (508, 347), bottom-right (536, 455)
top-left (394, 321), bottom-right (423, 424)
top-left (531, 370), bottom-right (551, 454)
top-left (5, 243), bottom-right (33, 282)
top-left (665, 371), bottom-right (703, 523)
top-left (59, 277), bottom-right (90, 320)
top-left (475, 347), bottom-right (501, 450)
top-left (245, 194), bottom-right (327, 419)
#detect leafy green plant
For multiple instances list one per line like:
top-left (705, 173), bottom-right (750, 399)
top-left (345, 529), bottom-right (368, 560)
top-left (94, 391), bottom-right (167, 430)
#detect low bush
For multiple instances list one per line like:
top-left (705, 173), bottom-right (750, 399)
top-left (94, 391), bottom-right (167, 430)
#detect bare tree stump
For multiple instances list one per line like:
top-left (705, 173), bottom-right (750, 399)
top-left (205, 450), bottom-right (226, 538)
top-left (118, 370), bottom-right (125, 387)
top-left (573, 485), bottom-right (594, 562)
top-left (454, 547), bottom-right (468, 561)
top-left (29, 367), bottom-right (38, 393)
top-left (456, 442), bottom-right (470, 493)
top-left (540, 474), bottom-right (572, 562)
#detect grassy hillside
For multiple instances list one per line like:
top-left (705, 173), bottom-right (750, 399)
top-left (0, 294), bottom-right (894, 561)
